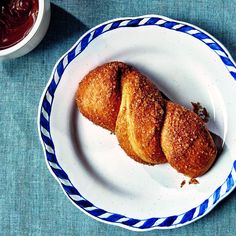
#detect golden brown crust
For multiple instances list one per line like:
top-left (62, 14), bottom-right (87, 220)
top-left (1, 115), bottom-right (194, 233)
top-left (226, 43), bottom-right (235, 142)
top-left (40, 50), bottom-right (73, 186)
top-left (161, 102), bottom-right (217, 177)
top-left (76, 62), bottom-right (131, 132)
top-left (76, 61), bottom-right (218, 177)
top-left (115, 107), bottom-right (149, 164)
top-left (115, 70), bottom-right (167, 164)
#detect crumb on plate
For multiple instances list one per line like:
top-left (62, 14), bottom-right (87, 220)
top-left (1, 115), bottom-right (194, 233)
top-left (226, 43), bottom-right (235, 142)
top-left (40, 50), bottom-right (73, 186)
top-left (191, 102), bottom-right (209, 123)
top-left (189, 178), bottom-right (199, 185)
top-left (180, 180), bottom-right (186, 188)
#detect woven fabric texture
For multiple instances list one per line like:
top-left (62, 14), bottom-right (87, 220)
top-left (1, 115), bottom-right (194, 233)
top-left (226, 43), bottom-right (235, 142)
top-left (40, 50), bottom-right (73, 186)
top-left (0, 0), bottom-right (236, 235)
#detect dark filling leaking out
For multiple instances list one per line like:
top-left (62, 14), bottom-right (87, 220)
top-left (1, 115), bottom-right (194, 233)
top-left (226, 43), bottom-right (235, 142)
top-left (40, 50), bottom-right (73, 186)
top-left (0, 0), bottom-right (38, 50)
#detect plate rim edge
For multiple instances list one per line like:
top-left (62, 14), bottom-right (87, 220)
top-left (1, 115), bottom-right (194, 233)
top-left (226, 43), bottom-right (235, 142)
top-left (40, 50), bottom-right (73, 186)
top-left (37, 14), bottom-right (236, 231)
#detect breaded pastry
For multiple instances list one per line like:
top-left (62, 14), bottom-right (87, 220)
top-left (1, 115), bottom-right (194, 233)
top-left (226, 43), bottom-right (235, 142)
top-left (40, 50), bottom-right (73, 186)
top-left (115, 69), bottom-right (167, 164)
top-left (76, 61), bottom-right (217, 177)
top-left (76, 62), bottom-right (131, 132)
top-left (161, 102), bottom-right (217, 177)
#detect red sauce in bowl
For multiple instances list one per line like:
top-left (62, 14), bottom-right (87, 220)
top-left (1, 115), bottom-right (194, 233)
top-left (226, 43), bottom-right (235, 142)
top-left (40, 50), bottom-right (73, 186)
top-left (0, 0), bottom-right (38, 50)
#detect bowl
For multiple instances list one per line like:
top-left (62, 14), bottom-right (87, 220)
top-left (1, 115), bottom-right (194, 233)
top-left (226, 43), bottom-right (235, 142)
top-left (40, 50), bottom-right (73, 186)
top-left (0, 0), bottom-right (51, 60)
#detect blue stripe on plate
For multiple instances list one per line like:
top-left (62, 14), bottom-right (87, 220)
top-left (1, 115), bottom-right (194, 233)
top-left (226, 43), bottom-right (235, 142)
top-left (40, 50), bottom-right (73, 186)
top-left (145, 18), bottom-right (159, 25)
top-left (180, 208), bottom-right (196, 224)
top-left (53, 169), bottom-right (69, 180)
top-left (111, 20), bottom-right (122, 29)
top-left (42, 99), bottom-right (52, 114)
top-left (226, 174), bottom-right (234, 192)
top-left (177, 25), bottom-right (193, 32)
top-left (89, 209), bottom-right (106, 217)
top-left (67, 50), bottom-right (75, 64)
top-left (57, 60), bottom-right (64, 77)
top-left (93, 25), bottom-right (106, 39)
top-left (48, 79), bottom-right (57, 96)
top-left (163, 21), bottom-right (177, 29)
top-left (78, 200), bottom-right (94, 208)
top-left (213, 186), bottom-right (221, 204)
top-left (123, 219), bottom-right (140, 226)
top-left (127, 18), bottom-right (142, 26)
top-left (62, 184), bottom-right (81, 195)
top-left (208, 43), bottom-right (224, 51)
top-left (45, 151), bottom-right (57, 162)
top-left (105, 214), bottom-right (123, 222)
top-left (140, 218), bottom-right (159, 229)
top-left (159, 216), bottom-right (177, 227)
top-left (193, 33), bottom-right (209, 40)
top-left (40, 114), bottom-right (49, 130)
top-left (41, 135), bottom-right (54, 148)
top-left (198, 199), bottom-right (209, 217)
top-left (230, 72), bottom-right (236, 80)
top-left (81, 33), bottom-right (91, 51)
top-left (220, 56), bottom-right (234, 66)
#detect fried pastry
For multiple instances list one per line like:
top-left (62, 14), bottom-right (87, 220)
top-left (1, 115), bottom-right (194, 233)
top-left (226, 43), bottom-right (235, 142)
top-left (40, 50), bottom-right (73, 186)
top-left (76, 61), bottom-right (217, 177)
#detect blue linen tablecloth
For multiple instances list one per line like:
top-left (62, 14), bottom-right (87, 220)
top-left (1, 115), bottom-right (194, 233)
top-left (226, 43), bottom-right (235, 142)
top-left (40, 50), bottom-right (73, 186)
top-left (0, 0), bottom-right (236, 235)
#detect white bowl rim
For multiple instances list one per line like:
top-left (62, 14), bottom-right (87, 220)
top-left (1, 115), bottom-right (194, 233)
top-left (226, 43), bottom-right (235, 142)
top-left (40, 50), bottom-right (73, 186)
top-left (0, 0), bottom-right (45, 56)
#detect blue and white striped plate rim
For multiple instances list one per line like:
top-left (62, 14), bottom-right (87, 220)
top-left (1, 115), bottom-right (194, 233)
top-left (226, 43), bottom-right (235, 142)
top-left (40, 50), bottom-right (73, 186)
top-left (38, 15), bottom-right (236, 231)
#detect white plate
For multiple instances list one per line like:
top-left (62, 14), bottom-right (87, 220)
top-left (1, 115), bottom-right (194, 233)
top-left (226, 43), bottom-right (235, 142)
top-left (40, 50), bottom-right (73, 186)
top-left (38, 15), bottom-right (236, 231)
